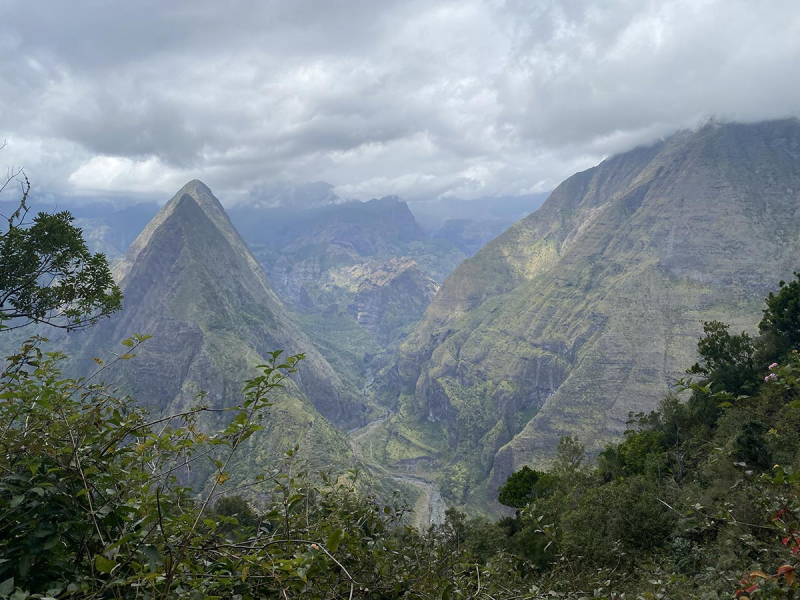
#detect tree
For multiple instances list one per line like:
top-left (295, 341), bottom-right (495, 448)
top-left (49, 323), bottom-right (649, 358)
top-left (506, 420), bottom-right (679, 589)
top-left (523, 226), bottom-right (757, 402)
top-left (553, 436), bottom-right (585, 475)
top-left (760, 272), bottom-right (800, 353)
top-left (498, 466), bottom-right (555, 509)
top-left (0, 167), bottom-right (121, 331)
top-left (213, 495), bottom-right (259, 532)
top-left (687, 320), bottom-right (758, 394)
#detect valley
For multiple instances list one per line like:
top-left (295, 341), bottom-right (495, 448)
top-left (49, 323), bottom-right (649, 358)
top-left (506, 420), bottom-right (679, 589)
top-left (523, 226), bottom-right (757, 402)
top-left (12, 178), bottom-right (543, 520)
top-left (347, 409), bottom-right (446, 529)
top-left (4, 119), bottom-right (800, 599)
top-left (14, 119), bottom-right (800, 522)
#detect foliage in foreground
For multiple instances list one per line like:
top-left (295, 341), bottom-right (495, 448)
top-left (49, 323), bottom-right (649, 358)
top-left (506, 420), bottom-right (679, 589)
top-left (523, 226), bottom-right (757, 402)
top-left (3, 275), bottom-right (800, 599)
top-left (0, 337), bottom-right (525, 599)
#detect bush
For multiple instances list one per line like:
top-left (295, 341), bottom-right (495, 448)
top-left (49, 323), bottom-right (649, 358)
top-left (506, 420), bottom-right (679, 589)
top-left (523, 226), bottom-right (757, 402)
top-left (0, 339), bottom-right (521, 599)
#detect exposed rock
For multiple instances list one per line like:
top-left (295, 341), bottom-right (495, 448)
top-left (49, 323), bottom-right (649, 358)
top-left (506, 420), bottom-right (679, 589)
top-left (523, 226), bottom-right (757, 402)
top-left (232, 197), bottom-right (462, 391)
top-left (347, 258), bottom-right (438, 344)
top-left (384, 119), bottom-right (800, 508)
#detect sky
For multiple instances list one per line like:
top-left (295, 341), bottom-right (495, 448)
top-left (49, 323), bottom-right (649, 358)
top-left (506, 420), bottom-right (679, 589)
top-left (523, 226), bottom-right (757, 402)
top-left (0, 0), bottom-right (799, 205)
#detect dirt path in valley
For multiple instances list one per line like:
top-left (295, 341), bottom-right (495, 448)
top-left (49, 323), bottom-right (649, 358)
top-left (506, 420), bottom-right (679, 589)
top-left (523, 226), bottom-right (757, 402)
top-left (347, 411), bottom-right (445, 529)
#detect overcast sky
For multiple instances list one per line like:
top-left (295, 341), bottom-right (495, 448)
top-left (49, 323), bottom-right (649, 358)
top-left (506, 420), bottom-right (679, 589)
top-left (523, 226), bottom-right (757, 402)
top-left (1, 0), bottom-right (799, 204)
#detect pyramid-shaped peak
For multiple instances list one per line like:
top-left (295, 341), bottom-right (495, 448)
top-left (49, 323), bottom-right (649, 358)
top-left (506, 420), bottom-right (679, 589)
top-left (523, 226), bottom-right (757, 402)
top-left (177, 179), bottom-right (214, 197)
top-left (166, 180), bottom-right (226, 218)
top-left (114, 180), bottom-right (256, 284)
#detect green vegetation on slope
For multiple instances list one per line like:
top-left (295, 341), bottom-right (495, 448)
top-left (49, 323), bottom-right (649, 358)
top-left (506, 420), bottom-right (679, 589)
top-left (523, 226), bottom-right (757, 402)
top-left (446, 273), bottom-right (800, 597)
top-left (67, 181), bottom-right (380, 498)
top-left (382, 119), bottom-right (800, 511)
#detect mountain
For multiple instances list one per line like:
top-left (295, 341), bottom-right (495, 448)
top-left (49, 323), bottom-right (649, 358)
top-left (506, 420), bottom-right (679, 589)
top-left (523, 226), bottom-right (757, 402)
top-left (246, 180), bottom-right (341, 208)
top-left (103, 180), bottom-right (364, 425)
top-left (378, 119), bottom-right (800, 510)
top-left (431, 218), bottom-right (512, 257)
top-left (408, 194), bottom-right (549, 232)
top-left (229, 197), bottom-right (461, 389)
top-left (68, 181), bottom-right (370, 488)
top-left (347, 258), bottom-right (439, 345)
top-left (231, 195), bottom-right (428, 260)
top-left (74, 202), bottom-right (160, 260)
top-left (409, 194), bottom-right (549, 259)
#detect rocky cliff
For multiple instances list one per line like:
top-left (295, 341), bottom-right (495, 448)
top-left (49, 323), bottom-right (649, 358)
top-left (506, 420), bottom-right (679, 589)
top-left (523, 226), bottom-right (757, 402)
top-left (381, 119), bottom-right (800, 509)
top-left (347, 258), bottom-right (439, 345)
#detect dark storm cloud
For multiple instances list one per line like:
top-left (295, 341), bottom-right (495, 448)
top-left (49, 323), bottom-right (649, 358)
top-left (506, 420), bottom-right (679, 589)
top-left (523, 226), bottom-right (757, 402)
top-left (0, 0), bottom-right (798, 202)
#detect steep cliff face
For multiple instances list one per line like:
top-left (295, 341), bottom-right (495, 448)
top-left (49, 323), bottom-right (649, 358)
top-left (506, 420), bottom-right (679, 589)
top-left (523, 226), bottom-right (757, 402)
top-left (347, 258), bottom-right (439, 345)
top-left (383, 119), bottom-right (800, 508)
top-left (78, 180), bottom-right (365, 434)
top-left (238, 196), bottom-right (453, 305)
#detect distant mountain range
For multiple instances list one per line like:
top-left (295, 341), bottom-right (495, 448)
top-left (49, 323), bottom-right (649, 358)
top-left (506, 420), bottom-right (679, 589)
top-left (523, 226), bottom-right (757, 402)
top-left (408, 193), bottom-right (549, 231)
top-left (50, 190), bottom-right (539, 397)
top-left (26, 187), bottom-right (546, 266)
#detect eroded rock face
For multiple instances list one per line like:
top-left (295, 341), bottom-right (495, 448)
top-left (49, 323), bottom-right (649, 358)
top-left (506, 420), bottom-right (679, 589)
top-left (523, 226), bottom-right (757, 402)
top-left (66, 180), bottom-right (377, 492)
top-left (348, 259), bottom-right (438, 344)
top-left (386, 119), bottom-right (800, 507)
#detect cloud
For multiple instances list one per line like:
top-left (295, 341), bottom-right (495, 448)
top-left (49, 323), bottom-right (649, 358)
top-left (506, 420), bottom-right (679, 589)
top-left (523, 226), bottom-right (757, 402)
top-left (66, 156), bottom-right (189, 194)
top-left (0, 0), bottom-right (798, 203)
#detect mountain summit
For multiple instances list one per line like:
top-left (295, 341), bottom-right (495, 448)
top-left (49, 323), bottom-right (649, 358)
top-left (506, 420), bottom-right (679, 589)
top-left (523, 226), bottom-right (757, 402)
top-left (114, 180), bottom-right (253, 283)
top-left (73, 181), bottom-right (367, 482)
top-left (381, 119), bottom-right (800, 507)
top-left (106, 180), bottom-right (363, 425)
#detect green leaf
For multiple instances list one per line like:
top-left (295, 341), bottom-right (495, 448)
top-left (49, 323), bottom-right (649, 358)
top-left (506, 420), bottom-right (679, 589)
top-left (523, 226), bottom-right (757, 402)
top-left (42, 536), bottom-right (59, 550)
top-left (95, 555), bottom-right (117, 574)
top-left (0, 578), bottom-right (14, 596)
top-left (440, 583), bottom-right (453, 600)
top-left (327, 528), bottom-right (344, 553)
top-left (141, 545), bottom-right (161, 568)
top-left (17, 554), bottom-right (31, 578)
top-left (287, 494), bottom-right (304, 512)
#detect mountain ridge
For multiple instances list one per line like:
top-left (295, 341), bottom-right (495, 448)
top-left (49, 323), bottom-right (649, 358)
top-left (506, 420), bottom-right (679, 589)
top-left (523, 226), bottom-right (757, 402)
top-left (378, 118), bottom-right (800, 510)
